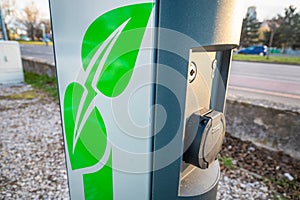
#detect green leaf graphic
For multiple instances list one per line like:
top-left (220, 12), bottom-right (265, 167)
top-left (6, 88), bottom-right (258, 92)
top-left (82, 3), bottom-right (154, 97)
top-left (64, 3), bottom-right (154, 170)
top-left (64, 83), bottom-right (107, 170)
top-left (83, 150), bottom-right (113, 200)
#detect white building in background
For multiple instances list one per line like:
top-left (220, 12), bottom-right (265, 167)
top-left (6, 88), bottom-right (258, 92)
top-left (246, 6), bottom-right (257, 20)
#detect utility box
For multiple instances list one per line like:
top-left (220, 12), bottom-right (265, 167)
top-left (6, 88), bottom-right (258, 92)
top-left (0, 41), bottom-right (24, 84)
top-left (50, 0), bottom-right (243, 199)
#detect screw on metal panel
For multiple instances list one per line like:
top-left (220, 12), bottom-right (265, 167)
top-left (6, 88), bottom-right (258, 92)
top-left (211, 59), bottom-right (217, 79)
top-left (189, 62), bottom-right (197, 83)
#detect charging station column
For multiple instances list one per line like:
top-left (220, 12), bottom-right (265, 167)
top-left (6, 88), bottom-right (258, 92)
top-left (50, 0), bottom-right (243, 199)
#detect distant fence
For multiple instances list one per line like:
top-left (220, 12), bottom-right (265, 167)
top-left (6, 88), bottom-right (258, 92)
top-left (269, 48), bottom-right (300, 56)
top-left (284, 49), bottom-right (300, 56)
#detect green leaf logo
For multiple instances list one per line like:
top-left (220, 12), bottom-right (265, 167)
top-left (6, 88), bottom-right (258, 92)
top-left (64, 2), bottom-right (154, 171)
top-left (63, 3), bottom-right (154, 199)
top-left (82, 3), bottom-right (154, 97)
top-left (64, 82), bottom-right (107, 170)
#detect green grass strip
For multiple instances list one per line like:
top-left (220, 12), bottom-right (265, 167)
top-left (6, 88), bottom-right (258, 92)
top-left (233, 54), bottom-right (300, 65)
top-left (24, 72), bottom-right (58, 99)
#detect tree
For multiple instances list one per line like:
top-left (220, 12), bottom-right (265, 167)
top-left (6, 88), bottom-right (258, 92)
top-left (22, 1), bottom-right (39, 40)
top-left (264, 6), bottom-right (300, 49)
top-left (284, 6), bottom-right (300, 49)
top-left (0, 0), bottom-right (16, 40)
top-left (276, 6), bottom-right (299, 49)
top-left (261, 18), bottom-right (282, 48)
top-left (239, 15), bottom-right (262, 48)
top-left (292, 12), bottom-right (300, 49)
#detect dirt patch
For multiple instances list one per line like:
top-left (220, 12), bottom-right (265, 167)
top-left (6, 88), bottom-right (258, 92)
top-left (0, 90), bottom-right (38, 100)
top-left (220, 133), bottom-right (300, 199)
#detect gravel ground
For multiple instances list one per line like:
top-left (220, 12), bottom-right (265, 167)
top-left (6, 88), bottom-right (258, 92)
top-left (0, 85), bottom-right (69, 199)
top-left (0, 84), bottom-right (285, 199)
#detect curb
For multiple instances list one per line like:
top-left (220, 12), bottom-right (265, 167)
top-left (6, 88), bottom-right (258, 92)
top-left (225, 99), bottom-right (300, 160)
top-left (22, 56), bottom-right (56, 77)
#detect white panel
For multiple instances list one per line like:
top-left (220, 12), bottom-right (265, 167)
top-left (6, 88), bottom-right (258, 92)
top-left (50, 0), bottom-right (156, 199)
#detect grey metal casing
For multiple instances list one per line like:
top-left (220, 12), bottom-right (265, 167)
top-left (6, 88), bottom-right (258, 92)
top-left (152, 0), bottom-right (243, 199)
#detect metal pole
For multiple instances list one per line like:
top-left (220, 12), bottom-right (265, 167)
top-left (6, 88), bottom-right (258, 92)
top-left (40, 23), bottom-right (46, 45)
top-left (0, 7), bottom-right (8, 40)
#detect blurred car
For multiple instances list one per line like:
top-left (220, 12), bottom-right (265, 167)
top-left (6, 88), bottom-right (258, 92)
top-left (238, 45), bottom-right (267, 56)
top-left (20, 36), bottom-right (31, 41)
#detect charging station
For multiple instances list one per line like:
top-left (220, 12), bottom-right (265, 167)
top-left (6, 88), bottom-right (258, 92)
top-left (50, 0), bottom-right (243, 199)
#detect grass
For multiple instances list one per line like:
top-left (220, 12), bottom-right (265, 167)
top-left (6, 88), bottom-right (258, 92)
top-left (264, 177), bottom-right (300, 200)
top-left (218, 156), bottom-right (234, 169)
top-left (265, 177), bottom-right (300, 200)
top-left (24, 72), bottom-right (58, 99)
top-left (232, 54), bottom-right (300, 65)
top-left (273, 193), bottom-right (287, 200)
top-left (17, 41), bottom-right (53, 46)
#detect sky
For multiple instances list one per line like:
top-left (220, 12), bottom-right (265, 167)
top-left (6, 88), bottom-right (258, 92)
top-left (7, 0), bottom-right (300, 21)
top-left (9, 0), bottom-right (50, 19)
top-left (243, 0), bottom-right (300, 20)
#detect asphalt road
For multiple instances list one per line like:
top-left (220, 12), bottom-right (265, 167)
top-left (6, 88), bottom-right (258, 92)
top-left (230, 61), bottom-right (300, 95)
top-left (20, 44), bottom-right (300, 106)
top-left (20, 44), bottom-right (54, 64)
top-left (229, 61), bottom-right (300, 106)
